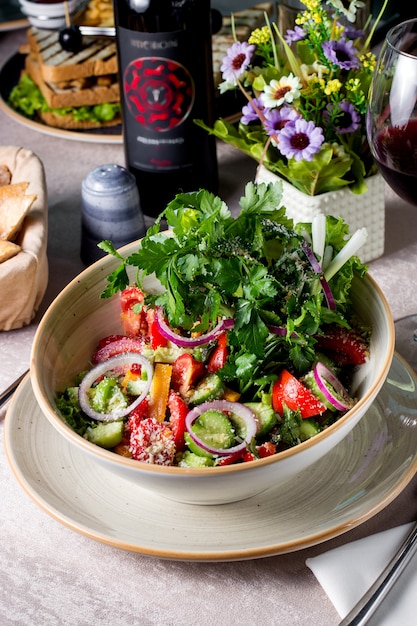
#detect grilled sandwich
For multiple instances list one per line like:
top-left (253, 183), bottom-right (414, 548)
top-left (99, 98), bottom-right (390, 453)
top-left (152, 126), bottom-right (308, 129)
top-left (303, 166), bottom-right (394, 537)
top-left (10, 26), bottom-right (120, 130)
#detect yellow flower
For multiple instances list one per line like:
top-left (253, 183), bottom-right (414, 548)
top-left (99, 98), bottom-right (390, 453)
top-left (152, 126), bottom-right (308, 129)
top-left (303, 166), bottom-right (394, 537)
top-left (297, 12), bottom-right (312, 25)
top-left (345, 78), bottom-right (360, 93)
top-left (324, 79), bottom-right (342, 95)
top-left (360, 52), bottom-right (376, 71)
top-left (248, 26), bottom-right (270, 45)
top-left (303, 0), bottom-right (321, 10)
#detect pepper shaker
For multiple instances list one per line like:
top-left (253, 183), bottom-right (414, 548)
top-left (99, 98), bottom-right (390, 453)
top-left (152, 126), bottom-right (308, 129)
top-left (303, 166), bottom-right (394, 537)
top-left (81, 163), bottom-right (146, 265)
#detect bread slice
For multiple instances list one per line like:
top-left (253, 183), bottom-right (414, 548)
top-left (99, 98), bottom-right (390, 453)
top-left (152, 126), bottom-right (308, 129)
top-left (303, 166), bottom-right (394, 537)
top-left (25, 54), bottom-right (119, 109)
top-left (0, 240), bottom-right (21, 263)
top-left (0, 164), bottom-right (12, 186)
top-left (27, 26), bottom-right (118, 83)
top-left (0, 182), bottom-right (37, 241)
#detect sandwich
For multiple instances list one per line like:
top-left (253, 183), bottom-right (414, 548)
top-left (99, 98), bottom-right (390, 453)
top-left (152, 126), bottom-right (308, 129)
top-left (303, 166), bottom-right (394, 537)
top-left (9, 26), bottom-right (120, 130)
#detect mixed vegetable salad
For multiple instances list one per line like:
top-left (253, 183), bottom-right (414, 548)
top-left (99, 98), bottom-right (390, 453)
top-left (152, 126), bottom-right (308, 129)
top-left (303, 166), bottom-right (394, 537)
top-left (56, 182), bottom-right (370, 467)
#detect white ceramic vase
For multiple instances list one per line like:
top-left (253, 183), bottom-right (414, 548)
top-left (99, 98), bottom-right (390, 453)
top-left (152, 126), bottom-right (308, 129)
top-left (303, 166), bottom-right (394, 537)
top-left (255, 164), bottom-right (385, 263)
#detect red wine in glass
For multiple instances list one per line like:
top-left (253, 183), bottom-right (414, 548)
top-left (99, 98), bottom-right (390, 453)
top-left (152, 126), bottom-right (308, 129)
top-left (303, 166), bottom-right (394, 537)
top-left (367, 18), bottom-right (417, 368)
top-left (373, 120), bottom-right (417, 205)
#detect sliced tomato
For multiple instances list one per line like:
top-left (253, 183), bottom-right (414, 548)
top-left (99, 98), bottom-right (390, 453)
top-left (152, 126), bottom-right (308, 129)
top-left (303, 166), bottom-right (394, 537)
top-left (96, 334), bottom-right (125, 349)
top-left (127, 397), bottom-right (150, 427)
top-left (171, 353), bottom-right (205, 395)
top-left (92, 336), bottom-right (145, 363)
top-left (167, 390), bottom-right (188, 451)
top-left (272, 369), bottom-right (327, 418)
top-left (207, 332), bottom-right (228, 373)
top-left (121, 309), bottom-right (148, 337)
top-left (315, 325), bottom-right (369, 365)
top-left (217, 449), bottom-right (245, 466)
top-left (146, 308), bottom-right (168, 349)
top-left (241, 450), bottom-right (255, 462)
top-left (120, 287), bottom-right (147, 336)
top-left (258, 441), bottom-right (277, 457)
top-left (120, 286), bottom-right (145, 312)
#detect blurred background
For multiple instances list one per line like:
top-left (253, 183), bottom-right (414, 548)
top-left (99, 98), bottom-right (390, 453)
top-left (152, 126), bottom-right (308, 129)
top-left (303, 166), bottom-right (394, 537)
top-left (212, 0), bottom-right (416, 44)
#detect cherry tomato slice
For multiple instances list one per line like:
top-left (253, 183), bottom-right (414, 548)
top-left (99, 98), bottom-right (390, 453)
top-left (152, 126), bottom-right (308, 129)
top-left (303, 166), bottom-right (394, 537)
top-left (272, 369), bottom-right (326, 418)
top-left (171, 353), bottom-right (205, 395)
top-left (168, 390), bottom-right (188, 451)
top-left (120, 286), bottom-right (145, 312)
top-left (207, 332), bottom-right (228, 373)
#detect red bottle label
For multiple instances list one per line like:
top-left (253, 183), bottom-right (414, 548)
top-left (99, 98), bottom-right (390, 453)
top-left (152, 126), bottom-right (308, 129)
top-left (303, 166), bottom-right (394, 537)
top-left (124, 57), bottom-right (194, 131)
top-left (118, 26), bottom-right (196, 171)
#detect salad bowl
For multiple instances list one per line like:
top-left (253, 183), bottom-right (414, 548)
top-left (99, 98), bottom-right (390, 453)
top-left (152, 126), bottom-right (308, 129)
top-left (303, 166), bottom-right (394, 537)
top-left (30, 237), bottom-right (395, 506)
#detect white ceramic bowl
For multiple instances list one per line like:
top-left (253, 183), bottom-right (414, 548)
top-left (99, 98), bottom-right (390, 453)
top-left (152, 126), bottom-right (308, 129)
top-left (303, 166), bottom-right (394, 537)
top-left (19, 0), bottom-right (81, 29)
top-left (30, 242), bottom-right (395, 505)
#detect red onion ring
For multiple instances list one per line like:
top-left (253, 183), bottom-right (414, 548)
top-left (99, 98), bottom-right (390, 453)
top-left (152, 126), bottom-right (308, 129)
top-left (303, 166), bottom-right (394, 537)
top-left (155, 308), bottom-right (234, 347)
top-left (78, 353), bottom-right (153, 421)
top-left (185, 400), bottom-right (258, 456)
top-left (313, 362), bottom-right (353, 412)
top-left (301, 241), bottom-right (336, 310)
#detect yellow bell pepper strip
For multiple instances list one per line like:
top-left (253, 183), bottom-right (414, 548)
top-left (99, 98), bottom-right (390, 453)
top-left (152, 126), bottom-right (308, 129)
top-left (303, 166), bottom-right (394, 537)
top-left (148, 363), bottom-right (172, 422)
top-left (120, 368), bottom-right (140, 394)
top-left (222, 387), bottom-right (241, 402)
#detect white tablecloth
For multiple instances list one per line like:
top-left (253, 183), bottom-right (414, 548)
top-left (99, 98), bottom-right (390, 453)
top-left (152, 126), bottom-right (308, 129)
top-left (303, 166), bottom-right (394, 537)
top-left (2, 24), bottom-right (417, 626)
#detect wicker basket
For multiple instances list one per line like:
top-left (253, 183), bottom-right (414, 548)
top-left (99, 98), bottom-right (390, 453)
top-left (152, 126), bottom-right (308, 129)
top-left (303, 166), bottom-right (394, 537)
top-left (0, 146), bottom-right (48, 330)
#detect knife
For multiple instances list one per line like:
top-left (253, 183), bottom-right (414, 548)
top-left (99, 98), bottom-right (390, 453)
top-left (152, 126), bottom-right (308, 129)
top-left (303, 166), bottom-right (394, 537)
top-left (79, 25), bottom-right (115, 37)
top-left (339, 519), bottom-right (417, 625)
top-left (0, 370), bottom-right (29, 410)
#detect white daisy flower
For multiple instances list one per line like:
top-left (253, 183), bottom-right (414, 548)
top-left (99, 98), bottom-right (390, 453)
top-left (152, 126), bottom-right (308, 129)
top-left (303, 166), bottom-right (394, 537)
top-left (261, 74), bottom-right (302, 108)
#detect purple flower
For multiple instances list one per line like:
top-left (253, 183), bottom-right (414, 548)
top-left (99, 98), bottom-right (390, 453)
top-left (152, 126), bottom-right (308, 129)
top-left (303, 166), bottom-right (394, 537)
top-left (284, 25), bottom-right (306, 44)
top-left (278, 118), bottom-right (325, 161)
top-left (241, 98), bottom-right (265, 124)
top-left (220, 41), bottom-right (256, 84)
top-left (263, 106), bottom-right (300, 136)
top-left (343, 25), bottom-right (365, 40)
top-left (322, 38), bottom-right (360, 70)
top-left (324, 101), bottom-right (361, 134)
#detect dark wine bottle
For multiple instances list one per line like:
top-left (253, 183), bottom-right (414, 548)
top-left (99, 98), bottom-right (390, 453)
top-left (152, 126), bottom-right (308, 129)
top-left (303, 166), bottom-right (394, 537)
top-left (113, 0), bottom-right (219, 218)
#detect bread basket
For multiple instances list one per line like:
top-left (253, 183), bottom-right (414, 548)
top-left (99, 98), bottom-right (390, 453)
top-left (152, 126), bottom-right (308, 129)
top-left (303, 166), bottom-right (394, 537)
top-left (0, 146), bottom-right (48, 330)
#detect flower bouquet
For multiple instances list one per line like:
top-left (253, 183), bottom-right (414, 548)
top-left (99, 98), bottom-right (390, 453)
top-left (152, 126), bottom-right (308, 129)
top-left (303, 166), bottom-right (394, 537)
top-left (198, 0), bottom-right (388, 196)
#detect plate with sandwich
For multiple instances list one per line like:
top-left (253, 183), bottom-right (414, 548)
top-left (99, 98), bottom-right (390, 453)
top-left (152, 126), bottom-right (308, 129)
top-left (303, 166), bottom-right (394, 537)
top-left (0, 2), bottom-right (275, 142)
top-left (0, 26), bottom-right (123, 143)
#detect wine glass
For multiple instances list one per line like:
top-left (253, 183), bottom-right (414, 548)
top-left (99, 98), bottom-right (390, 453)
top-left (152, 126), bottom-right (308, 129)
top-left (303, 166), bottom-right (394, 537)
top-left (366, 17), bottom-right (417, 369)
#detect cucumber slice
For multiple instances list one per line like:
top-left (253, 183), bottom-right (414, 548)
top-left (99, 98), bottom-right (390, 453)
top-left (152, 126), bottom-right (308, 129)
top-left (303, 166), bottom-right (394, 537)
top-left (84, 421), bottom-right (124, 449)
top-left (299, 418), bottom-right (320, 440)
top-left (178, 451), bottom-right (215, 468)
top-left (192, 409), bottom-right (235, 450)
top-left (244, 401), bottom-right (277, 437)
top-left (126, 378), bottom-right (148, 396)
top-left (184, 432), bottom-right (214, 458)
top-left (187, 373), bottom-right (225, 406)
top-left (90, 377), bottom-right (127, 414)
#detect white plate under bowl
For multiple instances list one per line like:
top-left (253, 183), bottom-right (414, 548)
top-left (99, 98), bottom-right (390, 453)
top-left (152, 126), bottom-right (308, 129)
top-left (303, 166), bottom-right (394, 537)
top-left (5, 353), bottom-right (417, 562)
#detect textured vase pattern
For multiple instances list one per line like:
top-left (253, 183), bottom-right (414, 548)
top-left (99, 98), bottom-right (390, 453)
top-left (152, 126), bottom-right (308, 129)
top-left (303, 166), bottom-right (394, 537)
top-left (256, 165), bottom-right (385, 263)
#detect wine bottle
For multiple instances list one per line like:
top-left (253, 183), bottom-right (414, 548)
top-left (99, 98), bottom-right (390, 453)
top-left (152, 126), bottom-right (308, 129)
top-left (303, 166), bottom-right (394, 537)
top-left (113, 0), bottom-right (219, 218)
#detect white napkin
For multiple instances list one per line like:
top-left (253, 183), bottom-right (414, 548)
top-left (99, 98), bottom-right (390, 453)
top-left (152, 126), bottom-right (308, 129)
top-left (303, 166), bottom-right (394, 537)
top-left (306, 522), bottom-right (417, 625)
